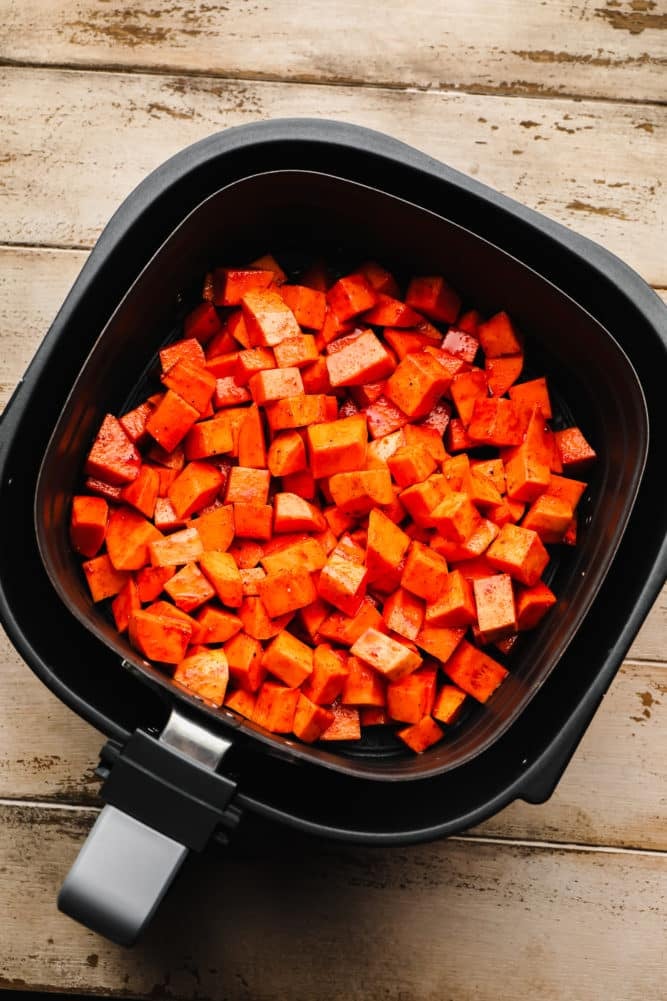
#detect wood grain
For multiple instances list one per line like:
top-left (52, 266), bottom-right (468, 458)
top-left (0, 802), bottom-right (666, 1000)
top-left (2, 0), bottom-right (666, 104)
top-left (0, 67), bottom-right (665, 283)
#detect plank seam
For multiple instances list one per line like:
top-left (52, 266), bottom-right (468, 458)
top-left (1, 798), bottom-right (666, 857)
top-left (0, 57), bottom-right (665, 110)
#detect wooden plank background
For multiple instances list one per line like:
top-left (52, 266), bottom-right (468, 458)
top-left (0, 2), bottom-right (665, 997)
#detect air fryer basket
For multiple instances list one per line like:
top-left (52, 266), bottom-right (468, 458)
top-left (0, 120), bottom-right (664, 946)
top-left (35, 170), bottom-right (647, 782)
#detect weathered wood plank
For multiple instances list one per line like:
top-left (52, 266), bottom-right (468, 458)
top-left (1, 619), bottom-right (666, 849)
top-left (0, 802), bottom-right (665, 1000)
top-left (0, 68), bottom-right (664, 283)
top-left (1, 0), bottom-right (666, 104)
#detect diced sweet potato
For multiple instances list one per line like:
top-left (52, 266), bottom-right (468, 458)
top-left (326, 330), bottom-right (395, 387)
top-left (264, 394), bottom-right (329, 431)
top-left (351, 628), bottom-right (422, 682)
top-left (382, 587), bottom-right (424, 641)
top-left (213, 268), bottom-right (274, 306)
top-left (432, 684), bottom-right (467, 725)
top-left (173, 648), bottom-right (229, 706)
top-left (292, 694), bottom-right (335, 743)
top-left (273, 492), bottom-right (326, 533)
top-left (477, 311), bottom-right (522, 358)
top-left (70, 495), bottom-right (109, 558)
top-left (129, 609), bottom-right (192, 663)
top-left (257, 566), bottom-right (317, 617)
top-left (397, 716), bottom-right (444, 753)
top-left (224, 687), bottom-right (257, 719)
top-left (318, 554), bottom-right (368, 616)
top-left (164, 562), bottom-right (216, 612)
top-left (253, 681), bottom-right (300, 732)
top-left (242, 288), bottom-right (301, 347)
top-left (319, 702), bottom-right (362, 741)
top-left (516, 581), bottom-right (557, 630)
top-left (486, 523), bottom-right (549, 587)
top-left (224, 632), bottom-right (265, 692)
top-left (405, 275), bottom-right (460, 324)
top-left (442, 639), bottom-right (508, 702)
top-left (473, 574), bottom-right (517, 644)
top-left (262, 630), bottom-right (314, 687)
top-left (554, 427), bottom-right (597, 471)
top-left (385, 352), bottom-right (451, 419)
top-left (387, 666), bottom-right (437, 724)
top-left (306, 414), bottom-right (368, 480)
top-left (425, 569), bottom-right (476, 627)
top-left (199, 551), bottom-right (244, 607)
top-left (278, 286), bottom-right (327, 330)
top-left (85, 414), bottom-right (141, 485)
top-left (192, 606), bottom-right (242, 645)
top-left (105, 506), bottom-right (162, 571)
top-left (301, 644), bottom-right (350, 704)
top-left (326, 274), bottom-right (376, 321)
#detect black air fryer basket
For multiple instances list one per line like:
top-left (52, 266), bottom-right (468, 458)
top-left (1, 121), bottom-right (665, 947)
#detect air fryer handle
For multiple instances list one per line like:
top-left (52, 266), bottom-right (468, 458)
top-left (517, 690), bottom-right (604, 804)
top-left (57, 709), bottom-right (238, 945)
top-left (58, 805), bottom-right (189, 946)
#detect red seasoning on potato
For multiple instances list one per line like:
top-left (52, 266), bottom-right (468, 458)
top-left (72, 254), bottom-right (594, 752)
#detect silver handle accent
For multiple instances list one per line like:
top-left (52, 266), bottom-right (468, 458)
top-left (58, 709), bottom-right (233, 946)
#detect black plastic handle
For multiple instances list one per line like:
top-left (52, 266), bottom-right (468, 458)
top-left (58, 710), bottom-right (239, 945)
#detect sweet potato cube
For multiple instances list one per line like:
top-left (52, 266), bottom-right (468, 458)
top-left (153, 497), bottom-right (185, 532)
top-left (467, 398), bottom-right (524, 447)
top-left (301, 356), bottom-right (333, 394)
top-left (366, 508), bottom-right (410, 580)
top-left (318, 554), bottom-right (368, 616)
top-left (225, 688), bottom-right (257, 720)
top-left (242, 288), bottom-right (301, 346)
top-left (213, 375), bottom-right (252, 409)
top-left (362, 293), bottom-right (423, 328)
top-left (253, 682), bottom-right (300, 733)
top-left (105, 507), bottom-right (161, 571)
top-left (360, 707), bottom-right (390, 726)
top-left (516, 581), bottom-right (557, 630)
top-left (385, 352), bottom-right (451, 420)
top-left (136, 564), bottom-right (175, 603)
top-left (168, 461), bottom-right (223, 519)
top-left (351, 628), bottom-right (422, 682)
top-left (268, 430), bottom-right (307, 477)
top-left (184, 303), bottom-right (222, 344)
top-left (224, 632), bottom-right (265, 692)
top-left (487, 523), bottom-right (549, 586)
top-left (522, 494), bottom-right (573, 543)
top-left (173, 648), bottom-right (229, 706)
top-left (270, 332), bottom-right (318, 372)
top-left (341, 655), bottom-right (386, 706)
top-left (148, 524), bottom-right (202, 564)
top-left (292, 695), bottom-right (335, 743)
top-left (442, 328), bottom-right (479, 363)
top-left (319, 702), bottom-right (362, 741)
top-left (306, 414), bottom-right (368, 480)
top-left (318, 597), bottom-right (385, 647)
top-left (473, 574), bottom-right (517, 644)
top-left (233, 503), bottom-right (273, 540)
top-left (365, 395), bottom-right (409, 439)
top-left (405, 275), bottom-right (461, 324)
top-left (82, 553), bottom-right (129, 603)
top-left (278, 286), bottom-right (327, 330)
top-left (164, 562), bottom-right (215, 612)
top-left (162, 358), bottom-right (216, 414)
top-left (485, 354), bottom-right (524, 397)
top-left (183, 417), bottom-right (234, 460)
top-left (299, 598), bottom-right (330, 641)
top-left (235, 347), bottom-right (276, 386)
top-left (504, 442), bottom-right (551, 503)
top-left (545, 474), bottom-right (587, 511)
top-left (119, 465), bottom-right (159, 519)
top-left (192, 606), bottom-right (242, 645)
top-left (450, 369), bottom-right (488, 427)
top-left (430, 492), bottom-right (482, 544)
top-left (433, 684), bottom-right (467, 725)
top-left (119, 401), bottom-right (154, 444)
top-left (273, 492), bottom-right (326, 533)
top-left (146, 390), bottom-right (200, 452)
top-left (554, 427), bottom-right (597, 471)
top-left (400, 542), bottom-right (448, 601)
top-left (397, 716), bottom-right (444, 753)
top-left (477, 311), bottom-right (523, 358)
top-left (326, 330), bottom-right (395, 387)
top-left (262, 630), bottom-right (314, 688)
top-left (129, 609), bottom-right (192, 663)
top-left (213, 267), bottom-right (274, 306)
top-left (160, 337), bottom-right (206, 373)
top-left (329, 468), bottom-right (394, 517)
top-left (225, 466), bottom-right (270, 506)
top-left (425, 569), bottom-right (476, 627)
top-left (387, 666), bottom-right (437, 724)
top-left (240, 567), bottom-right (267, 595)
top-left (200, 551), bottom-right (243, 607)
top-left (387, 444), bottom-right (437, 488)
top-left (192, 505), bottom-right (234, 552)
top-left (257, 567), bottom-right (317, 618)
top-left (70, 495), bottom-right (109, 558)
top-left (264, 394), bottom-right (328, 431)
top-left (509, 376), bottom-right (552, 419)
top-left (300, 645), bottom-right (349, 705)
top-left (111, 578), bottom-right (141, 634)
top-left (414, 625), bottom-right (465, 663)
top-left (382, 587), bottom-right (424, 641)
top-left (261, 537), bottom-right (328, 575)
top-left (228, 541), bottom-right (264, 569)
top-left (84, 477), bottom-right (123, 502)
top-left (250, 253), bottom-right (287, 284)
top-left (282, 469), bottom-right (316, 500)
top-left (399, 474), bottom-right (449, 528)
top-left (248, 366), bottom-right (304, 405)
top-left (326, 274), bottom-right (376, 321)
top-left (85, 414), bottom-right (141, 485)
top-left (443, 640), bottom-right (508, 702)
